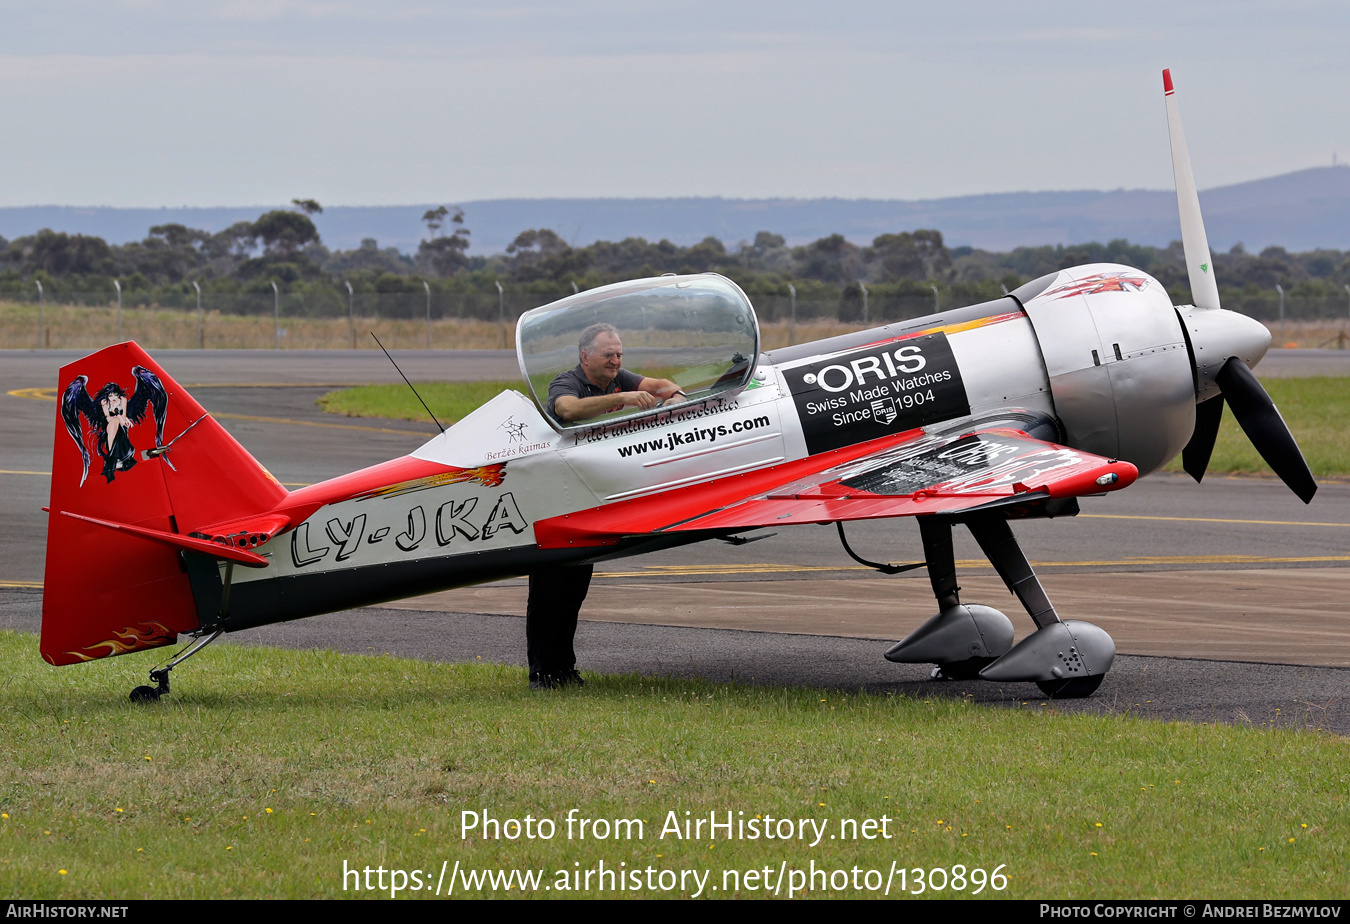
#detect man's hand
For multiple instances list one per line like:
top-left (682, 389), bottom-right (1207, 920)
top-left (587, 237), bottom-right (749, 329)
top-left (619, 391), bottom-right (658, 410)
top-left (554, 390), bottom-right (655, 422)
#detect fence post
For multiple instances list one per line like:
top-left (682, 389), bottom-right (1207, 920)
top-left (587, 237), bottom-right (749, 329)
top-left (1275, 284), bottom-right (1284, 346)
top-left (114, 280), bottom-right (122, 342)
top-left (271, 281), bottom-right (280, 349)
top-left (788, 283), bottom-right (796, 346)
top-left (35, 280), bottom-right (43, 349)
top-left (193, 281), bottom-right (202, 349)
top-left (495, 281), bottom-right (505, 349)
top-left (345, 281), bottom-right (355, 349)
top-left (424, 280), bottom-right (431, 349)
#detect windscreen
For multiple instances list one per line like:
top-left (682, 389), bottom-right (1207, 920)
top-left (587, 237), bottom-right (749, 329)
top-left (516, 274), bottom-right (760, 430)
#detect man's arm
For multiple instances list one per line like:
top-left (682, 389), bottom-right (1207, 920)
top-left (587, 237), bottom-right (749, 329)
top-left (638, 377), bottom-right (687, 405)
top-left (553, 391), bottom-right (655, 422)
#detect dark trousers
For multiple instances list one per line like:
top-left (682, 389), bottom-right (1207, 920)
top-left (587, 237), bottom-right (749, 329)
top-left (526, 564), bottom-right (593, 676)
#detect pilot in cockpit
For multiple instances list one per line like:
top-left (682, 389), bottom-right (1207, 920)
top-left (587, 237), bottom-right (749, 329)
top-left (546, 322), bottom-right (686, 423)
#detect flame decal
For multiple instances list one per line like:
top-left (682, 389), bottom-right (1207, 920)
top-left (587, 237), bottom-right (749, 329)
top-left (349, 464), bottom-right (506, 501)
top-left (67, 621), bottom-right (175, 661)
top-left (1043, 271), bottom-right (1150, 300)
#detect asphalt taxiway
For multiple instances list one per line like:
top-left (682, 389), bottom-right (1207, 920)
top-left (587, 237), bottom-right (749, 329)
top-left (2, 348), bottom-right (1347, 730)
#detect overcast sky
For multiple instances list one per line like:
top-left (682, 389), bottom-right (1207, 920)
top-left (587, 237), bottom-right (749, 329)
top-left (1, 1), bottom-right (1346, 207)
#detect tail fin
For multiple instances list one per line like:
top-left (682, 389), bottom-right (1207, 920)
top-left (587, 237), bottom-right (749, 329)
top-left (41, 342), bottom-right (288, 666)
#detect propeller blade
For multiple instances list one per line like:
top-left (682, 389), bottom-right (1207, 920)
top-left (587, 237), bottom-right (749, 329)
top-left (1214, 357), bottom-right (1317, 503)
top-left (1163, 68), bottom-right (1221, 311)
top-left (1182, 394), bottom-right (1224, 483)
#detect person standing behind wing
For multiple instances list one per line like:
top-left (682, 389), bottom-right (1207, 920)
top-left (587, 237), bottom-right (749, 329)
top-left (528, 323), bottom-right (685, 689)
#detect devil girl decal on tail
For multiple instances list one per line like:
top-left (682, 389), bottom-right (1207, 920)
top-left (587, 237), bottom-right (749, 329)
top-left (60, 365), bottom-right (168, 486)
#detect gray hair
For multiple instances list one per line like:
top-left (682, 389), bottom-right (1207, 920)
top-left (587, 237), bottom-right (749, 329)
top-left (578, 322), bottom-right (619, 358)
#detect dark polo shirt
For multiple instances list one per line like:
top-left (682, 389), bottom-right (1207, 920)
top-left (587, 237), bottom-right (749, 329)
top-left (547, 364), bottom-right (643, 422)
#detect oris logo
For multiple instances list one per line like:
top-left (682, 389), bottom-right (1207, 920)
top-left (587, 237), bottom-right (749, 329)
top-left (786, 333), bottom-right (970, 454)
top-left (801, 346), bottom-right (927, 392)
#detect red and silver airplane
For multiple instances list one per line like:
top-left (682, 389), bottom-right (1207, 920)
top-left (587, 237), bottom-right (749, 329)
top-left (39, 71), bottom-right (1315, 700)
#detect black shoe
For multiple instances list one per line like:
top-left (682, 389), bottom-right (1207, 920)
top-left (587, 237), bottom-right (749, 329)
top-left (555, 669), bottom-right (585, 688)
top-left (529, 671), bottom-right (557, 690)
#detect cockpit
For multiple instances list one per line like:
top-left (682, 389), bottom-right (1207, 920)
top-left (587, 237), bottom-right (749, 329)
top-left (516, 274), bottom-right (761, 431)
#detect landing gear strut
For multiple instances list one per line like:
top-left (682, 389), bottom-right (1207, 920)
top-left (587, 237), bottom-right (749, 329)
top-left (886, 514), bottom-right (1115, 698)
top-left (129, 629), bottom-right (222, 703)
top-left (129, 558), bottom-right (233, 703)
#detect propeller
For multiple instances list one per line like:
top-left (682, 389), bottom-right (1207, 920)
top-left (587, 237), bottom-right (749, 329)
top-left (1165, 68), bottom-right (1317, 504)
top-left (1178, 355), bottom-right (1317, 504)
top-left (1180, 394), bottom-right (1223, 482)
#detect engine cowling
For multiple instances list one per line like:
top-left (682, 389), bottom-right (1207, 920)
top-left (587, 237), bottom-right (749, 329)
top-left (1015, 264), bottom-right (1196, 476)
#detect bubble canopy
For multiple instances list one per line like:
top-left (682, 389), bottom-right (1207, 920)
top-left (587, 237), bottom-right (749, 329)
top-left (516, 274), bottom-right (761, 431)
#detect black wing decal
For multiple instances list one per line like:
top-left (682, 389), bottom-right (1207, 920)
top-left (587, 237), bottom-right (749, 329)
top-left (60, 375), bottom-right (103, 487)
top-left (126, 365), bottom-right (168, 448)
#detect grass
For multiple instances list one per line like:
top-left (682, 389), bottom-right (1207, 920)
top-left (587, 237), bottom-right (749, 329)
top-left (319, 377), bottom-right (1350, 479)
top-left (1161, 377), bottom-right (1350, 479)
top-left (3, 300), bottom-right (1348, 354)
top-left (1, 630), bottom-right (1345, 899)
top-left (0, 302), bottom-right (517, 352)
top-left (318, 381), bottom-right (521, 424)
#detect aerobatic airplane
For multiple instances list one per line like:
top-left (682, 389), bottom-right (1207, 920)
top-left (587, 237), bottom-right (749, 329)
top-left (39, 70), bottom-right (1315, 701)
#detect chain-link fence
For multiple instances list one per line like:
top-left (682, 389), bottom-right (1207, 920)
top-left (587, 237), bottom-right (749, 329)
top-left (2, 285), bottom-right (1347, 351)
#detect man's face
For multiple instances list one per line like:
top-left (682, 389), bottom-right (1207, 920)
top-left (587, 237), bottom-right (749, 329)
top-left (581, 331), bottom-right (624, 388)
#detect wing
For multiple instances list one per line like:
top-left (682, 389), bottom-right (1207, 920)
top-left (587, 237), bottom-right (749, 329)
top-left (534, 428), bottom-right (1138, 548)
top-left (59, 375), bottom-right (101, 488)
top-left (126, 365), bottom-right (168, 447)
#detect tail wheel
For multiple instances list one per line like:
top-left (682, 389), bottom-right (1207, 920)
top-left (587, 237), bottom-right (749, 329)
top-left (129, 685), bottom-right (161, 704)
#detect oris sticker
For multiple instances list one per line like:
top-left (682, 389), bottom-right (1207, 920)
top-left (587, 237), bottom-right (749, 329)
top-left (784, 333), bottom-right (970, 453)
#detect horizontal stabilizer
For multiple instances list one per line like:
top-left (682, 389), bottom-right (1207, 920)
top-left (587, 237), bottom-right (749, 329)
top-left (59, 510), bottom-right (270, 567)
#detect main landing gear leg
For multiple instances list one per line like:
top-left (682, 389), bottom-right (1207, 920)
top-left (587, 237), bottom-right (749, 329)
top-left (965, 514), bottom-right (1114, 698)
top-left (886, 515), bottom-right (1115, 698)
top-left (885, 518), bottom-right (1015, 681)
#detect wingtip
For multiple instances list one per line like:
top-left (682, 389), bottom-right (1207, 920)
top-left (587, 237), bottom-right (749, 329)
top-left (1162, 68), bottom-right (1174, 95)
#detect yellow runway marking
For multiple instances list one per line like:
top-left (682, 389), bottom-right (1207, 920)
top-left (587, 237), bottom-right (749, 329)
top-left (10, 554), bottom-right (1348, 591)
top-left (1082, 513), bottom-right (1349, 528)
top-left (11, 382), bottom-right (427, 436)
top-left (596, 555), bottom-right (1350, 578)
top-left (183, 383), bottom-right (362, 389)
top-left (0, 469), bottom-right (309, 486)
top-left (10, 383), bottom-right (363, 402)
top-left (211, 411), bottom-right (427, 436)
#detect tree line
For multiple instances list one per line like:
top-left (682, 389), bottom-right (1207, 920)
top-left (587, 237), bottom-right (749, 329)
top-left (2, 199), bottom-right (1347, 323)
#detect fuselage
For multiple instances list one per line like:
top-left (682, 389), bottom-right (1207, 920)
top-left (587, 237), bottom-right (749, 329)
top-left (209, 263), bottom-right (1266, 634)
